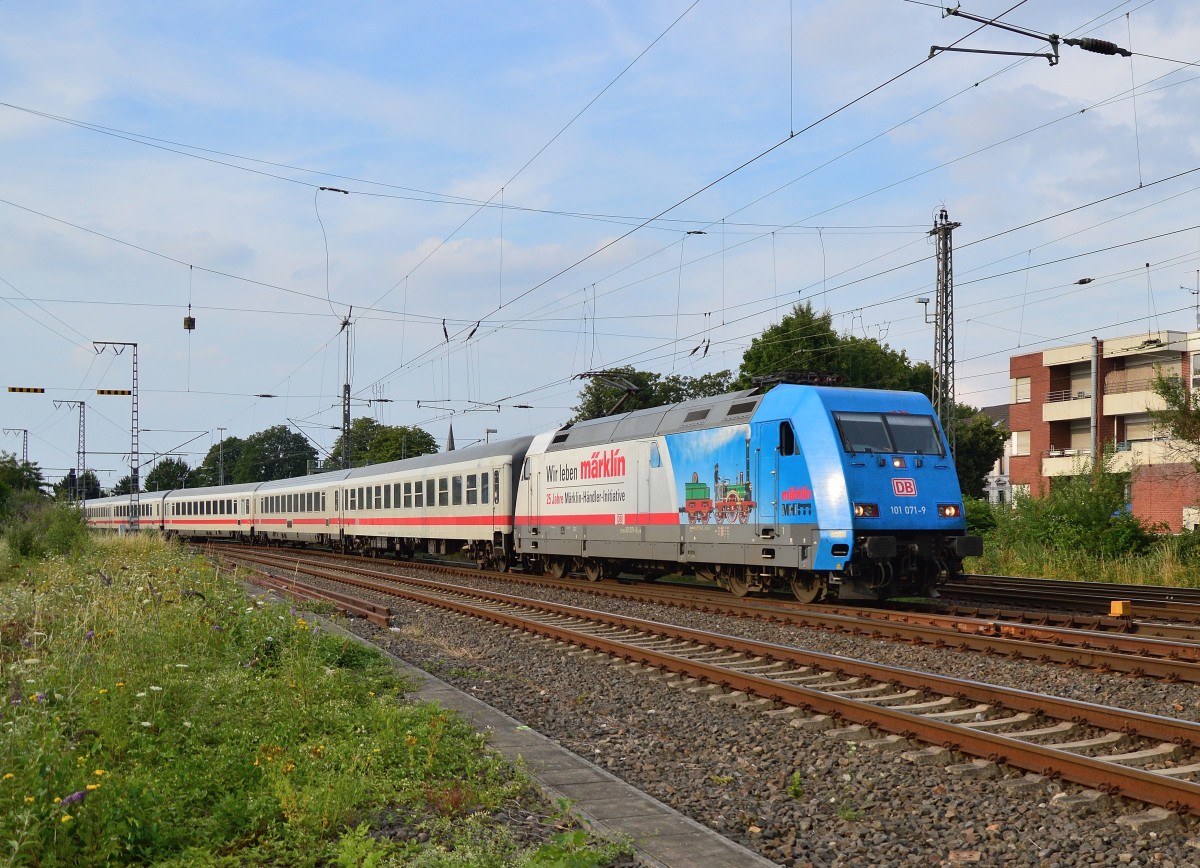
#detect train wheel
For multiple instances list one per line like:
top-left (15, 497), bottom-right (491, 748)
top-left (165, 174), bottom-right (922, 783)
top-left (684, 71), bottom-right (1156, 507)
top-left (789, 574), bottom-right (824, 604)
top-left (547, 558), bottom-right (569, 579)
top-left (490, 554), bottom-right (509, 573)
top-left (583, 561), bottom-right (604, 582)
top-left (724, 570), bottom-right (750, 597)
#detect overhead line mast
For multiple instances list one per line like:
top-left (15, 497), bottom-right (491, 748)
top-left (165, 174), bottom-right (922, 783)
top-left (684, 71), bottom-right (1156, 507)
top-left (930, 209), bottom-right (960, 454)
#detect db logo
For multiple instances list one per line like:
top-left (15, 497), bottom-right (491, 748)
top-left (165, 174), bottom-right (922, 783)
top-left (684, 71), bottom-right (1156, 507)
top-left (892, 478), bottom-right (917, 497)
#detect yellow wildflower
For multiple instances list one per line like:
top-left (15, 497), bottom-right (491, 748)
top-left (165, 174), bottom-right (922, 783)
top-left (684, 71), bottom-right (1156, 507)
top-left (2, 773), bottom-right (13, 781)
top-left (23, 796), bottom-right (33, 803)
top-left (116, 682), bottom-right (125, 688)
top-left (86, 784), bottom-right (101, 791)
top-left (93, 769), bottom-right (106, 777)
top-left (60, 814), bottom-right (72, 823)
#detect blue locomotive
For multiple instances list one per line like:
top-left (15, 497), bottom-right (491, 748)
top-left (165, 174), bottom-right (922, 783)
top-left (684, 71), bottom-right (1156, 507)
top-left (517, 381), bottom-right (981, 601)
top-left (85, 380), bottom-right (980, 602)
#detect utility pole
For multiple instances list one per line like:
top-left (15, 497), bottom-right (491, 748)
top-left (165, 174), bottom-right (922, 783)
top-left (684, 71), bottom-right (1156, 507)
top-left (930, 209), bottom-right (960, 454)
top-left (3, 428), bottom-right (28, 464)
top-left (94, 342), bottom-right (139, 530)
top-left (52, 402), bottom-right (86, 508)
top-left (340, 310), bottom-right (353, 470)
top-left (217, 427), bottom-right (226, 485)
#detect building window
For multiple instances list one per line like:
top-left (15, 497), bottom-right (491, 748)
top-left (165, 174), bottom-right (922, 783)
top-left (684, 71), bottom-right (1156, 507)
top-left (1011, 376), bottom-right (1031, 404)
top-left (1012, 430), bottom-right (1030, 457)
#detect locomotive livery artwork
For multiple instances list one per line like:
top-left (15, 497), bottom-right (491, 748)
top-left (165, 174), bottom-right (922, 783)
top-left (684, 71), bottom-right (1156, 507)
top-left (84, 380), bottom-right (982, 602)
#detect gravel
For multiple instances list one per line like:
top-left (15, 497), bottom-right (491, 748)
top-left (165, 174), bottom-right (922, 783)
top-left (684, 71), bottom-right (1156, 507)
top-left (334, 569), bottom-right (1200, 866)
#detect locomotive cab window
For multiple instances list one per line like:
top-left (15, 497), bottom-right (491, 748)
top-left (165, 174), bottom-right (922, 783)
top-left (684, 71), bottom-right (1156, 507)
top-left (779, 422), bottom-right (797, 456)
top-left (833, 412), bottom-right (944, 456)
top-left (650, 442), bottom-right (662, 468)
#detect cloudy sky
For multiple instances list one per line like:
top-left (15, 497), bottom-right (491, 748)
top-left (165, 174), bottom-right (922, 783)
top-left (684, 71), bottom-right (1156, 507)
top-left (2, 1), bottom-right (1198, 489)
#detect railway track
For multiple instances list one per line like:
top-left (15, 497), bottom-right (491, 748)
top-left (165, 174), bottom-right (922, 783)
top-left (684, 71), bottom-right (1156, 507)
top-left (219, 547), bottom-right (1200, 818)
top-left (206, 544), bottom-right (1200, 682)
top-left (949, 575), bottom-right (1200, 622)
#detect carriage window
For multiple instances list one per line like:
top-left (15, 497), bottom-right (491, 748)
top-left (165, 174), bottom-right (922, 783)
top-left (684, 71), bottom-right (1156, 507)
top-left (359, 487), bottom-right (366, 510)
top-left (374, 485), bottom-right (382, 509)
top-left (466, 474), bottom-right (477, 505)
top-left (438, 477), bottom-right (449, 507)
top-left (426, 479), bottom-right (435, 506)
top-left (320, 493), bottom-right (326, 511)
top-left (219, 500), bottom-right (225, 515)
top-left (384, 485), bottom-right (391, 510)
top-left (334, 490), bottom-right (339, 511)
top-left (779, 422), bottom-right (797, 456)
top-left (452, 476), bottom-right (462, 506)
top-left (481, 471), bottom-right (489, 505)
top-left (349, 489), bottom-right (357, 511)
top-left (393, 483), bottom-right (402, 508)
top-left (493, 469), bottom-right (500, 504)
top-left (650, 442), bottom-right (662, 468)
top-left (403, 481), bottom-right (412, 508)
top-left (414, 482), bottom-right (424, 508)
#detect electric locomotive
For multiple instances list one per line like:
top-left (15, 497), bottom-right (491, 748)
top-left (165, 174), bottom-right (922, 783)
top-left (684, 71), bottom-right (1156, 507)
top-left (515, 379), bottom-right (980, 601)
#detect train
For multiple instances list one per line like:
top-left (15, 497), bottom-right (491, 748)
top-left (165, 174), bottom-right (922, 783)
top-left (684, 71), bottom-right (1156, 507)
top-left (82, 379), bottom-right (982, 602)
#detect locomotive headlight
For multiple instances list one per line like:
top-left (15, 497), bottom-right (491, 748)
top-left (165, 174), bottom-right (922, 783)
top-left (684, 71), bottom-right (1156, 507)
top-left (891, 457), bottom-right (907, 469)
top-left (938, 503), bottom-right (962, 518)
top-left (853, 503), bottom-right (879, 518)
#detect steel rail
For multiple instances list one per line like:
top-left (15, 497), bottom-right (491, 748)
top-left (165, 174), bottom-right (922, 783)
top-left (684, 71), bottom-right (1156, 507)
top-left (215, 547), bottom-right (1200, 682)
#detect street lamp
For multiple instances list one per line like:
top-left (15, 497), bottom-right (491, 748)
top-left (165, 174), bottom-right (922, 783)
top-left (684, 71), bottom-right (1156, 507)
top-left (485, 428), bottom-right (498, 443)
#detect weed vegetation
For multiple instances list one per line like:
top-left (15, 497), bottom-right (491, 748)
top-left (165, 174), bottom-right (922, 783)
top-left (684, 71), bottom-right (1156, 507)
top-left (966, 462), bottom-right (1200, 587)
top-left (0, 526), bottom-right (629, 866)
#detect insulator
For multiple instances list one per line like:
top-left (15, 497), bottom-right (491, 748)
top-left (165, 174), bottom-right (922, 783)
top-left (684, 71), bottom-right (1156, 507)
top-left (1065, 37), bottom-right (1131, 57)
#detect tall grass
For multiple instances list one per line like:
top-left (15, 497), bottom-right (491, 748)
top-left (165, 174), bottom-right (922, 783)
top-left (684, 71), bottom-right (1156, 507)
top-left (0, 534), bottom-right (628, 865)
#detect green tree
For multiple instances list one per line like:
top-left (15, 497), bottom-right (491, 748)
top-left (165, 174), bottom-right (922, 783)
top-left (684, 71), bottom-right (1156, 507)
top-left (1151, 371), bottom-right (1200, 465)
top-left (329, 418), bottom-right (438, 467)
top-left (51, 469), bottom-right (102, 502)
top-left (110, 475), bottom-right (135, 496)
top-left (736, 302), bottom-right (931, 392)
top-left (144, 457), bottom-right (192, 492)
top-left (231, 425), bottom-right (316, 483)
top-left (953, 407), bottom-right (1007, 499)
top-left (570, 367), bottom-right (734, 422)
top-left (0, 451), bottom-right (44, 497)
top-left (193, 436), bottom-right (245, 487)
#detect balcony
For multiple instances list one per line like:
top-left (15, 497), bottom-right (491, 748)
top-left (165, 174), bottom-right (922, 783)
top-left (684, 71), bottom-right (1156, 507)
top-left (1042, 389), bottom-right (1091, 422)
top-left (1041, 448), bottom-right (1092, 477)
top-left (1103, 375), bottom-right (1167, 416)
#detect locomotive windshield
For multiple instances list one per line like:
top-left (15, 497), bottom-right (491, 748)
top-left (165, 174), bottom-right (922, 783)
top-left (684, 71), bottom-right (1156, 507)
top-left (833, 412), bottom-right (945, 456)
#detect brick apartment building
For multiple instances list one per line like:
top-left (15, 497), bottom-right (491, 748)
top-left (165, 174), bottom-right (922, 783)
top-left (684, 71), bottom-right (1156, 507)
top-left (1008, 330), bottom-right (1200, 531)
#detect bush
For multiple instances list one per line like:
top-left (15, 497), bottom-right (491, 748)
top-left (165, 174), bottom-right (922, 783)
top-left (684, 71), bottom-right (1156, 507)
top-left (2, 498), bottom-right (90, 561)
top-left (963, 497), bottom-right (996, 536)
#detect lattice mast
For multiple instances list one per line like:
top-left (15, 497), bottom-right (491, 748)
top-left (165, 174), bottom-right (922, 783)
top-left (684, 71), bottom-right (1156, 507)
top-left (930, 209), bottom-right (960, 454)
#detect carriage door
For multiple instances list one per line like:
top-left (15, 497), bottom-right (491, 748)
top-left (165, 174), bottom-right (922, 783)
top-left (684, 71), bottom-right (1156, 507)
top-left (523, 457), bottom-right (541, 540)
top-left (753, 421), bottom-right (780, 535)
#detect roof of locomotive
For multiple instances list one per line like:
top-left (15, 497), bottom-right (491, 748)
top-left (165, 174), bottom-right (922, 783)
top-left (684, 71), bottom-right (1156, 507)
top-left (543, 383), bottom-right (937, 453)
top-left (543, 387), bottom-right (763, 452)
